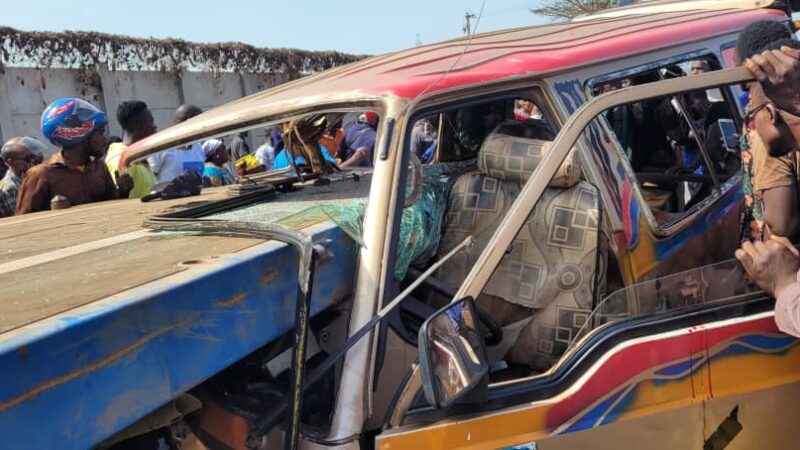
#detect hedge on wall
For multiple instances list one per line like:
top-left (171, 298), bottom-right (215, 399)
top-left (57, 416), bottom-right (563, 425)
top-left (0, 27), bottom-right (365, 75)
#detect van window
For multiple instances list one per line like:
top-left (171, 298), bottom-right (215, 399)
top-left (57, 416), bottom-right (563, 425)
top-left (590, 56), bottom-right (742, 227)
top-left (410, 96), bottom-right (552, 163)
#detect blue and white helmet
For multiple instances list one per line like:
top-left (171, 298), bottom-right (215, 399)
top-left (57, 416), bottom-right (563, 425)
top-left (41, 98), bottom-right (108, 148)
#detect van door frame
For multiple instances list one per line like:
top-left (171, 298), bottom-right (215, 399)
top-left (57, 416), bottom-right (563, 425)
top-left (583, 49), bottom-right (744, 239)
top-left (379, 66), bottom-right (756, 440)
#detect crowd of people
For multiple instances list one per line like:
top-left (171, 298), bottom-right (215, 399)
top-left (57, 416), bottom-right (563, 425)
top-left (0, 99), bottom-right (380, 218)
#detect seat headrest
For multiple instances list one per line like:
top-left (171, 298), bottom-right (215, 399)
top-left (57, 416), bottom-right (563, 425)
top-left (478, 125), bottom-right (581, 187)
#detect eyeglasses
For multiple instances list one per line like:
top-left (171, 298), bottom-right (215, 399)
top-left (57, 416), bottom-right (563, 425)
top-left (745, 101), bottom-right (776, 123)
top-left (9, 154), bottom-right (43, 164)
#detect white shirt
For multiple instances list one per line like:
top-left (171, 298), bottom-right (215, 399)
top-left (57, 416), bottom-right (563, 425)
top-left (254, 143), bottom-right (276, 171)
top-left (147, 143), bottom-right (205, 183)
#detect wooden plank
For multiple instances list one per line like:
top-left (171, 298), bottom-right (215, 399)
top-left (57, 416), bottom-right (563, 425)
top-left (0, 188), bottom-right (234, 264)
top-left (0, 233), bottom-right (260, 334)
top-left (0, 175), bottom-right (370, 332)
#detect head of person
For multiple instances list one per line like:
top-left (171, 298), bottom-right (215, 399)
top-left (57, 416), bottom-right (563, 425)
top-left (689, 60), bottom-right (711, 75)
top-left (202, 139), bottom-right (229, 166)
top-left (748, 38), bottom-right (800, 157)
top-left (117, 100), bottom-right (156, 143)
top-left (0, 137), bottom-right (46, 178)
top-left (734, 20), bottom-right (792, 66)
top-left (41, 98), bottom-right (108, 158)
top-left (358, 111), bottom-right (379, 128)
top-left (269, 127), bottom-right (284, 151)
top-left (174, 104), bottom-right (203, 125)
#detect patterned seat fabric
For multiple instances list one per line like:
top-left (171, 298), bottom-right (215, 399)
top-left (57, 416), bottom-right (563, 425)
top-left (436, 125), bottom-right (603, 371)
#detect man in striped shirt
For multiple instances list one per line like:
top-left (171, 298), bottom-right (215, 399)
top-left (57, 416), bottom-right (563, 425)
top-left (0, 137), bottom-right (45, 217)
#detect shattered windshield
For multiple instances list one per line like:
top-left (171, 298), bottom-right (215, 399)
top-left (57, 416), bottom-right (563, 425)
top-left (178, 110), bottom-right (381, 233)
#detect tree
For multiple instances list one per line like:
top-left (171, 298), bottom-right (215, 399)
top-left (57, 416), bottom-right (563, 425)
top-left (531, 0), bottom-right (614, 21)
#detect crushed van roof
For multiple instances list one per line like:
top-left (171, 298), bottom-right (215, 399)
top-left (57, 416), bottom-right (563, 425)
top-left (124, 6), bottom-right (784, 163)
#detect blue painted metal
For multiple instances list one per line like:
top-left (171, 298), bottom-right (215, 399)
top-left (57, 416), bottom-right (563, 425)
top-left (0, 223), bottom-right (358, 449)
top-left (654, 184), bottom-right (743, 260)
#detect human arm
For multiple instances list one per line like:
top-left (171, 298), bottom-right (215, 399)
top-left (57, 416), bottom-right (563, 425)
top-left (320, 145), bottom-right (337, 164)
top-left (736, 237), bottom-right (800, 337)
top-left (751, 140), bottom-right (799, 238)
top-left (761, 186), bottom-right (800, 240)
top-left (339, 147), bottom-right (370, 168)
top-left (775, 272), bottom-right (800, 337)
top-left (111, 170), bottom-right (133, 199)
top-left (746, 47), bottom-right (800, 150)
top-left (746, 47), bottom-right (800, 116)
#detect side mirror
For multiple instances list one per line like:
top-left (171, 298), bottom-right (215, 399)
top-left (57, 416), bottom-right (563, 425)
top-left (418, 297), bottom-right (489, 409)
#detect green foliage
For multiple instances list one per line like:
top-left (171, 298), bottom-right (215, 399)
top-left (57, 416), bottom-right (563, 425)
top-left (531, 0), bottom-right (614, 20)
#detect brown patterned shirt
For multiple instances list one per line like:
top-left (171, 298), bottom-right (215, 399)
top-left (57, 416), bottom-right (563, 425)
top-left (15, 151), bottom-right (119, 215)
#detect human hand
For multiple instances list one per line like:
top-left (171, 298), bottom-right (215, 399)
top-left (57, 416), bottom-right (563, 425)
top-left (115, 171), bottom-right (134, 196)
top-left (736, 236), bottom-right (800, 298)
top-left (745, 47), bottom-right (800, 116)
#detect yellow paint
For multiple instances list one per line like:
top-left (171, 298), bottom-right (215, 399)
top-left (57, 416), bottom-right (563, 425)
top-left (699, 343), bottom-right (800, 401)
top-left (627, 215), bottom-right (659, 281)
top-left (378, 340), bottom-right (800, 449)
top-left (378, 406), bottom-right (551, 450)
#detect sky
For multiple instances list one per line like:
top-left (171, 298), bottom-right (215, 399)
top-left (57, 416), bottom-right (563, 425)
top-left (0, 0), bottom-right (551, 55)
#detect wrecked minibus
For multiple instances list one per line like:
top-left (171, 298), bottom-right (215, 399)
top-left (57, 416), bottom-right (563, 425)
top-left (1, 1), bottom-right (799, 449)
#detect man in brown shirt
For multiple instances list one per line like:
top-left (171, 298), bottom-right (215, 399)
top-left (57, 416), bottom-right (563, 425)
top-left (748, 86), bottom-right (800, 241)
top-left (738, 42), bottom-right (800, 337)
top-left (15, 98), bottom-right (132, 214)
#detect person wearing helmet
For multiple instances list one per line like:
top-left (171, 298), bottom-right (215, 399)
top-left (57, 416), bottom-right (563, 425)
top-left (339, 111), bottom-right (378, 168)
top-left (15, 98), bottom-right (133, 214)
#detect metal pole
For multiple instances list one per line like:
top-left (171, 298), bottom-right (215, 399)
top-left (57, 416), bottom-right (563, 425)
top-left (463, 12), bottom-right (476, 36)
top-left (284, 251), bottom-right (315, 450)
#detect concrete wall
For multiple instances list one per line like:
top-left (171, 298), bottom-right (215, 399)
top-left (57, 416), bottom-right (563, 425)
top-left (0, 66), bottom-right (298, 155)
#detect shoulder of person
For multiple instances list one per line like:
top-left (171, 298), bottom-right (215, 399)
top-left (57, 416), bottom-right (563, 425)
top-left (19, 164), bottom-right (48, 183)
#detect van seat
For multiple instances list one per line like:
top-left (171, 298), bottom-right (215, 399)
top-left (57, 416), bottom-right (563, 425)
top-left (435, 123), bottom-right (603, 370)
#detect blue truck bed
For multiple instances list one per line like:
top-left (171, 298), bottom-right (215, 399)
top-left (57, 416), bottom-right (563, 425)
top-left (0, 185), bottom-right (363, 449)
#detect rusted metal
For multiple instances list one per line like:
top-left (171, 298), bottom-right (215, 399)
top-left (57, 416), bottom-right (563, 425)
top-left (215, 293), bottom-right (248, 309)
top-left (0, 317), bottom-right (193, 414)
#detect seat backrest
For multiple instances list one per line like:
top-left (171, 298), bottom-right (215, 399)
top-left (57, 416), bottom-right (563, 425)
top-left (436, 124), bottom-right (603, 369)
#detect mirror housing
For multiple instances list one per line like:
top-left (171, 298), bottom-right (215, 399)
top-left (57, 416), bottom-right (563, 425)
top-left (418, 297), bottom-right (489, 409)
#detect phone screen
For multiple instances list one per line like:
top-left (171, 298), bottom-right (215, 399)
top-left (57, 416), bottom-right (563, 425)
top-left (718, 119), bottom-right (739, 151)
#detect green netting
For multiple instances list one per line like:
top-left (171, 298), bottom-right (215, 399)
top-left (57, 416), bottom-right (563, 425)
top-left (319, 167), bottom-right (454, 279)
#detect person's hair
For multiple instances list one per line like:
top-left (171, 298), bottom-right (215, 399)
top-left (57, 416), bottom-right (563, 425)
top-left (174, 104), bottom-right (203, 123)
top-left (116, 101), bottom-right (149, 132)
top-left (766, 37), bottom-right (800, 52)
top-left (1, 136), bottom-right (47, 160)
top-left (735, 20), bottom-right (792, 62)
top-left (0, 137), bottom-right (21, 160)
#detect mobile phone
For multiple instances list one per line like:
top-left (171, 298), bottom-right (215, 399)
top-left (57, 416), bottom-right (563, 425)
top-left (718, 119), bottom-right (739, 152)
